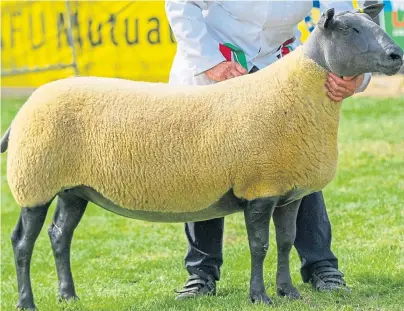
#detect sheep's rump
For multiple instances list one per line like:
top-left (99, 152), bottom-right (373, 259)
top-left (6, 47), bottom-right (340, 212)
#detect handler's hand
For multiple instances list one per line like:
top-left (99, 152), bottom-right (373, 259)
top-left (205, 61), bottom-right (248, 82)
top-left (325, 73), bottom-right (365, 101)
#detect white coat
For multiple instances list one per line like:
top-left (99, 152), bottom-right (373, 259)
top-left (165, 0), bottom-right (371, 90)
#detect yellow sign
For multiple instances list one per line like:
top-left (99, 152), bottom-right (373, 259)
top-left (1, 1), bottom-right (177, 87)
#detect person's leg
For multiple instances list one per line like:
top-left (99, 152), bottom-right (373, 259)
top-left (184, 218), bottom-right (224, 280)
top-left (177, 65), bottom-right (261, 300)
top-left (176, 218), bottom-right (224, 299)
top-left (294, 191), bottom-right (348, 291)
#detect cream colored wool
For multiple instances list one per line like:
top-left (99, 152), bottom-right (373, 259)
top-left (7, 46), bottom-right (340, 212)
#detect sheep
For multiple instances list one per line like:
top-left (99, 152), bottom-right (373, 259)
top-left (1, 5), bottom-right (402, 310)
top-left (5, 50), bottom-right (338, 211)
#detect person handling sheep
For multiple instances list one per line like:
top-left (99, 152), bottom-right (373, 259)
top-left (165, 0), bottom-right (371, 299)
top-left (3, 3), bottom-right (401, 308)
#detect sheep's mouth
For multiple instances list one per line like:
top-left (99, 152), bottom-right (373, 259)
top-left (377, 63), bottom-right (402, 76)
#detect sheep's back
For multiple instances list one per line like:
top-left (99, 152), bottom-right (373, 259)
top-left (7, 77), bottom-right (239, 212)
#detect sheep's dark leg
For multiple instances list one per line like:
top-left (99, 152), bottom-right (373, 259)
top-left (244, 197), bottom-right (277, 305)
top-left (11, 204), bottom-right (50, 311)
top-left (48, 191), bottom-right (87, 301)
top-left (272, 199), bottom-right (301, 299)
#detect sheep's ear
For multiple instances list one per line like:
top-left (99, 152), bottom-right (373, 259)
top-left (356, 3), bottom-right (384, 19)
top-left (318, 8), bottom-right (335, 30)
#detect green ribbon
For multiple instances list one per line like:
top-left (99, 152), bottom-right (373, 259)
top-left (223, 43), bottom-right (248, 71)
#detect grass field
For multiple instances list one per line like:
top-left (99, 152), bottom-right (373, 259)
top-left (1, 96), bottom-right (403, 311)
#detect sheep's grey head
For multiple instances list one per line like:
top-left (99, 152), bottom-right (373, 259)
top-left (304, 4), bottom-right (403, 76)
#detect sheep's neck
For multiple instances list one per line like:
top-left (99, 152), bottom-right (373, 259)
top-left (262, 46), bottom-right (342, 114)
top-left (250, 48), bottom-right (342, 197)
top-left (301, 31), bottom-right (329, 73)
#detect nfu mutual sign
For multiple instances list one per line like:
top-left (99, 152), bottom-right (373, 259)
top-left (380, 0), bottom-right (404, 48)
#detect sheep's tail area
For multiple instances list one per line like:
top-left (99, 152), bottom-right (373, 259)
top-left (1, 127), bottom-right (11, 153)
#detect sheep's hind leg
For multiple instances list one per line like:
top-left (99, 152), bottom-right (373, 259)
top-left (11, 204), bottom-right (51, 311)
top-left (48, 191), bottom-right (87, 301)
top-left (272, 199), bottom-right (301, 299)
top-left (244, 197), bottom-right (277, 305)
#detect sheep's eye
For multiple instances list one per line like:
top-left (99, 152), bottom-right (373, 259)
top-left (353, 28), bottom-right (360, 34)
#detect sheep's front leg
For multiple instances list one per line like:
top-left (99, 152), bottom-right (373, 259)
top-left (272, 199), bottom-right (301, 299)
top-left (244, 198), bottom-right (276, 305)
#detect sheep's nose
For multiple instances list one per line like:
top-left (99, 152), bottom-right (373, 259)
top-left (387, 46), bottom-right (403, 60)
top-left (389, 52), bottom-right (402, 60)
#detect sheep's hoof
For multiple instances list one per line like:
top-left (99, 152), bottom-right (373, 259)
top-left (250, 291), bottom-right (272, 305)
top-left (59, 294), bottom-right (80, 303)
top-left (277, 286), bottom-right (301, 299)
top-left (16, 303), bottom-right (36, 311)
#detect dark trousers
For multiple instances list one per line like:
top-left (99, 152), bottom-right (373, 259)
top-left (184, 191), bottom-right (338, 282)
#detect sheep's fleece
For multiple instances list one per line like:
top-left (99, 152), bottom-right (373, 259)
top-left (7, 46), bottom-right (340, 211)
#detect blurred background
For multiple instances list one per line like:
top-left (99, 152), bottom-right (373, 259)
top-left (1, 0), bottom-right (402, 94)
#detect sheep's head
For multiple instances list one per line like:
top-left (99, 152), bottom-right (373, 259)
top-left (304, 4), bottom-right (403, 76)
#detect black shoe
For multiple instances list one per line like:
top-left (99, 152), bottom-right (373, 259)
top-left (309, 261), bottom-right (351, 293)
top-left (175, 269), bottom-right (216, 300)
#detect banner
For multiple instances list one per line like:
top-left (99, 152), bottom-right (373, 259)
top-left (1, 1), bottom-right (177, 86)
top-left (380, 0), bottom-right (404, 48)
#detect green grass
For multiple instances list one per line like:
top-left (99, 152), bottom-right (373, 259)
top-left (1, 96), bottom-right (404, 311)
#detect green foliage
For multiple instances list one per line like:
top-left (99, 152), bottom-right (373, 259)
top-left (1, 96), bottom-right (403, 310)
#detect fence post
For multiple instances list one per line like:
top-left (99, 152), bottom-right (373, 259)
top-left (65, 0), bottom-right (79, 76)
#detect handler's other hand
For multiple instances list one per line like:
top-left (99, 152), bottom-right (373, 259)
top-left (205, 61), bottom-right (248, 82)
top-left (325, 73), bottom-right (365, 102)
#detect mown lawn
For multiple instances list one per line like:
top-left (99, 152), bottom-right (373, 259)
top-left (1, 96), bottom-right (403, 311)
